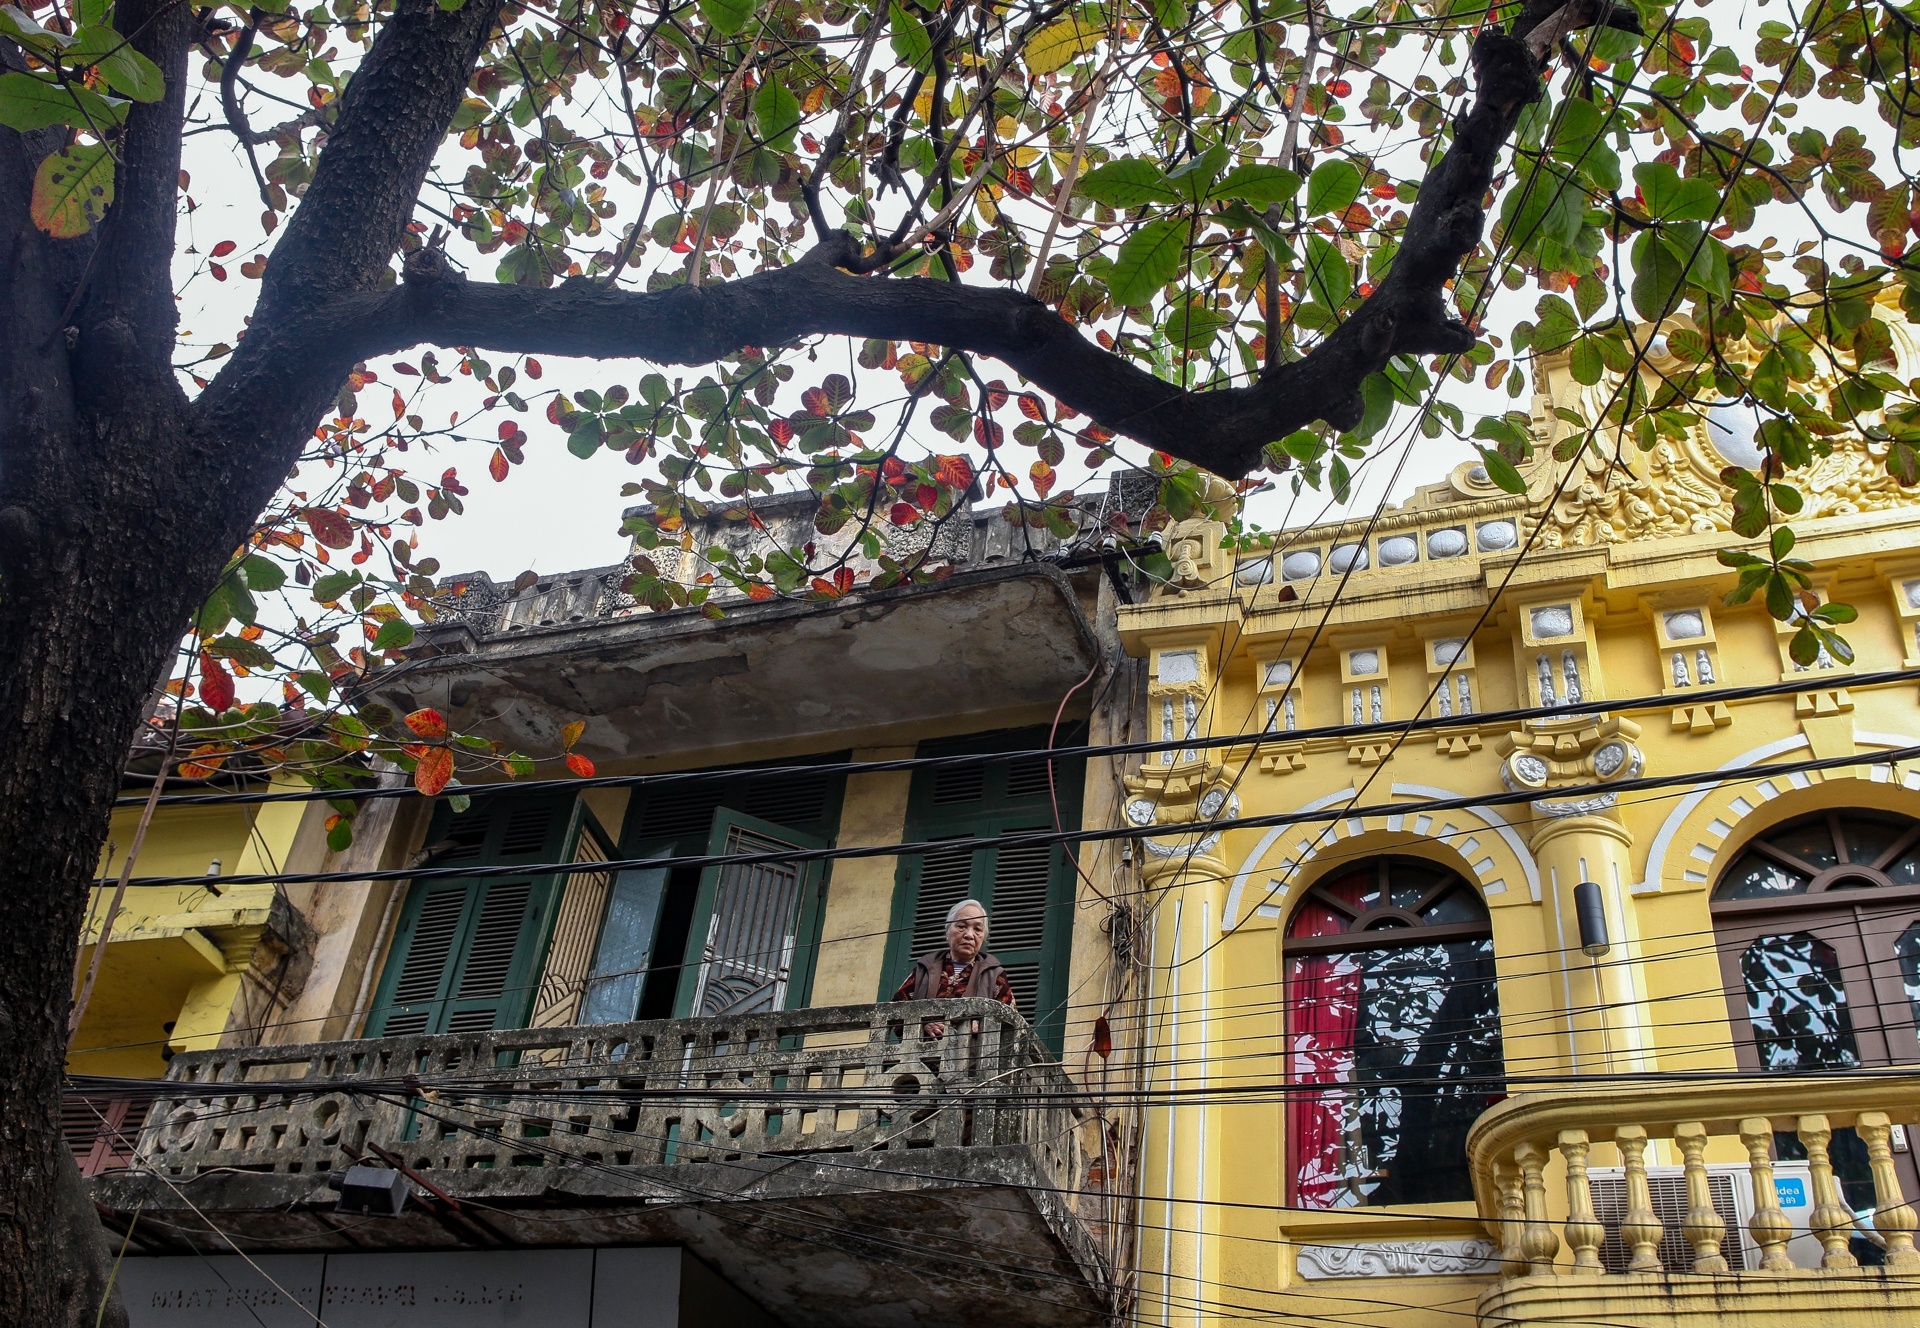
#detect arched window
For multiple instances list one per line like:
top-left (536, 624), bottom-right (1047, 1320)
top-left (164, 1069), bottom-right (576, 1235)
top-left (1712, 810), bottom-right (1920, 1070)
top-left (1712, 810), bottom-right (1920, 1242)
top-left (1284, 856), bottom-right (1504, 1209)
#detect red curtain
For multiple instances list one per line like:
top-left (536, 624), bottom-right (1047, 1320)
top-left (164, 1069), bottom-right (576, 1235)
top-left (1285, 882), bottom-right (1365, 1209)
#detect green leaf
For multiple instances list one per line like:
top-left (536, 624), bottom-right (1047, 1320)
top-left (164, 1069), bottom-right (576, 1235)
top-left (1077, 158), bottom-right (1178, 208)
top-left (1629, 229), bottom-right (1686, 322)
top-left (1108, 217), bottom-right (1186, 306)
top-left (1569, 337), bottom-right (1604, 386)
top-left (205, 634), bottom-right (276, 670)
top-left (1210, 164), bottom-right (1299, 206)
top-left (1305, 158), bottom-right (1362, 217)
top-left (1771, 526), bottom-right (1796, 560)
top-left (696, 0), bottom-right (757, 34)
top-left (752, 73), bottom-right (801, 153)
top-left (326, 817), bottom-right (355, 853)
top-left (373, 618), bottom-right (416, 651)
top-left (239, 554), bottom-right (286, 592)
top-left (311, 570), bottom-right (356, 604)
top-left (0, 71), bottom-right (126, 131)
top-left (1475, 446), bottom-right (1527, 494)
top-left (889, 1), bottom-right (932, 73)
top-left (30, 143), bottom-right (113, 238)
top-left (1633, 161), bottom-right (1720, 223)
top-left (1304, 233), bottom-right (1351, 308)
top-left (68, 24), bottom-right (164, 102)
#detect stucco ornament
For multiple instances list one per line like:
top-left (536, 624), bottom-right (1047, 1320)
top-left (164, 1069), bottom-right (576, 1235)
top-left (1497, 713), bottom-right (1645, 817)
top-left (1295, 1239), bottom-right (1500, 1279)
top-left (1122, 760), bottom-right (1242, 862)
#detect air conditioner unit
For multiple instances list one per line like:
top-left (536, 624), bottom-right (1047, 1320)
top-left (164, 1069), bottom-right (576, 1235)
top-left (1584, 1161), bottom-right (1825, 1272)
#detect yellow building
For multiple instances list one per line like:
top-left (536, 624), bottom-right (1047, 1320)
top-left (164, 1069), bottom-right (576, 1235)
top-left (1119, 340), bottom-right (1920, 1327)
top-left (67, 748), bottom-right (317, 1175)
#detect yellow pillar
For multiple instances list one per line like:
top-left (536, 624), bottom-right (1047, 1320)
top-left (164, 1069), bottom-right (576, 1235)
top-left (1527, 814), bottom-right (1647, 1078)
top-left (1137, 846), bottom-right (1226, 1328)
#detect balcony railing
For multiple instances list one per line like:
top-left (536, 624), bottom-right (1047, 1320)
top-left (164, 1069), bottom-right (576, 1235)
top-left (138, 997), bottom-right (1086, 1207)
top-left (1467, 1074), bottom-right (1920, 1314)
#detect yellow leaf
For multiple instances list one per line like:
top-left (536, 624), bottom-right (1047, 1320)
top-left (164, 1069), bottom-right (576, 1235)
top-left (977, 191), bottom-right (998, 225)
top-left (1024, 18), bottom-right (1100, 75)
top-left (1010, 146), bottom-right (1040, 167)
top-left (561, 719), bottom-right (586, 749)
top-left (914, 91), bottom-right (932, 120)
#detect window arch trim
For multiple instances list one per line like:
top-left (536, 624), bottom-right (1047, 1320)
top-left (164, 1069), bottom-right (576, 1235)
top-left (1282, 856), bottom-right (1493, 957)
top-left (1710, 810), bottom-right (1920, 919)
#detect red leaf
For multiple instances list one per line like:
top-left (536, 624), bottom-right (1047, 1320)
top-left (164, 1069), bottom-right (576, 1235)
top-left (801, 386), bottom-right (830, 416)
top-left (179, 744), bottom-right (228, 781)
top-left (209, 263), bottom-right (227, 281)
top-left (915, 483), bottom-right (938, 510)
top-left (973, 418), bottom-right (1003, 449)
top-left (833, 567), bottom-right (855, 594)
top-left (745, 582), bottom-right (775, 601)
top-left (934, 455), bottom-right (975, 490)
top-left (1017, 393), bottom-right (1047, 422)
top-left (304, 507), bottom-right (355, 549)
top-left (211, 240), bottom-right (237, 257)
top-left (889, 502), bottom-right (920, 526)
top-left (490, 448), bottom-right (510, 482)
top-left (1092, 1013), bottom-right (1112, 1059)
top-left (199, 658), bottom-right (235, 712)
top-left (525, 358), bottom-right (543, 379)
top-left (565, 752), bottom-right (596, 778)
top-left (984, 380), bottom-right (1009, 410)
top-left (414, 747), bottom-right (454, 797)
top-left (769, 419), bottom-right (794, 445)
top-left (405, 707), bottom-right (449, 738)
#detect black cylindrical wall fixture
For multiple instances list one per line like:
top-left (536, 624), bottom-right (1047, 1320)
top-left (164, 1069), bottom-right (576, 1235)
top-left (1573, 881), bottom-right (1610, 957)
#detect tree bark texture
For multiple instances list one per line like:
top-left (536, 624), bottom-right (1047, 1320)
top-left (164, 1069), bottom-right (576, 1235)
top-left (0, 0), bottom-right (1578, 1317)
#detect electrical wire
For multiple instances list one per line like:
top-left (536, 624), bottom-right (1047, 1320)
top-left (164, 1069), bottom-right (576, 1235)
top-left (95, 737), bottom-right (1920, 891)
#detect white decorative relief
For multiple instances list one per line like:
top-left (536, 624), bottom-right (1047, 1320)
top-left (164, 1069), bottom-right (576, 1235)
top-left (1295, 1238), bottom-right (1500, 1280)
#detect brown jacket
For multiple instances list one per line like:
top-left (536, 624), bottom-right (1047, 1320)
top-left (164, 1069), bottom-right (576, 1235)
top-left (898, 949), bottom-right (1013, 1005)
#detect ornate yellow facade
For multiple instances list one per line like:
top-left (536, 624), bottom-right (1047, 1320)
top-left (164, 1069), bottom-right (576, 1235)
top-left (1118, 339), bottom-right (1920, 1328)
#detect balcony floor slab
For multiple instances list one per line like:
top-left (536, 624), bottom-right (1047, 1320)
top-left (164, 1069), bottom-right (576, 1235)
top-left (92, 1142), bottom-right (1111, 1328)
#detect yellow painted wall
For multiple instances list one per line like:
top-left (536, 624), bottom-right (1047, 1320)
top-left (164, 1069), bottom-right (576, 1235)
top-left (1116, 366), bottom-right (1920, 1326)
top-left (71, 781), bottom-right (313, 1077)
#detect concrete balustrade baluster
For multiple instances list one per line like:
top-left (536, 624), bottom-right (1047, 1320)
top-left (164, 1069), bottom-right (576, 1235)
top-left (1558, 1129), bottom-right (1605, 1275)
top-left (1493, 1159), bottom-right (1528, 1280)
top-left (1616, 1125), bottom-right (1664, 1273)
top-left (1798, 1113), bottom-right (1860, 1269)
top-left (1516, 1140), bottom-right (1561, 1275)
top-left (1738, 1116), bottom-right (1795, 1272)
top-left (1857, 1111), bottom-right (1920, 1271)
top-left (1674, 1122), bottom-right (1728, 1273)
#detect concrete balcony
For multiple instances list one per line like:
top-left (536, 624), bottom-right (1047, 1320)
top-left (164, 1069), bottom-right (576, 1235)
top-left (91, 999), bottom-right (1113, 1327)
top-left (1467, 1075), bottom-right (1920, 1328)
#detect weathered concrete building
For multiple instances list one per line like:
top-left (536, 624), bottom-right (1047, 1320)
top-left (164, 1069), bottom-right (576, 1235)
top-left (84, 490), bottom-right (1145, 1326)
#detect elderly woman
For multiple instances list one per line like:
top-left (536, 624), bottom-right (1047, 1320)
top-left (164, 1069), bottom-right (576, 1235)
top-left (890, 898), bottom-right (1015, 1038)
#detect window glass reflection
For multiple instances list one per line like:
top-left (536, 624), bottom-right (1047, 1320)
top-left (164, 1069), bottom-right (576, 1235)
top-left (1286, 940), bottom-right (1503, 1209)
top-left (1843, 819), bottom-right (1905, 870)
top-left (1717, 853), bottom-right (1813, 900)
top-left (1897, 922), bottom-right (1920, 1036)
top-left (1742, 933), bottom-right (1860, 1071)
top-left (1768, 821), bottom-right (1840, 870)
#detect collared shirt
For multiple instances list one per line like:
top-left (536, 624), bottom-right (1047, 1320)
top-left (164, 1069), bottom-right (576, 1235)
top-left (891, 954), bottom-right (1016, 1006)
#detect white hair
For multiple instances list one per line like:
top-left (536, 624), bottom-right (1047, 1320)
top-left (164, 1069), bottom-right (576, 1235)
top-left (945, 899), bottom-right (989, 928)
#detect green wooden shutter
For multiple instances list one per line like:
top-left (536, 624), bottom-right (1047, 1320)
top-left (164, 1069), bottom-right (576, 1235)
top-left (365, 793), bottom-right (577, 1037)
top-left (884, 730), bottom-right (1083, 1052)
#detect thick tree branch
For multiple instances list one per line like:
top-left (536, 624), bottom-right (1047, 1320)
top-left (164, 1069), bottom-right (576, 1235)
top-left (250, 0), bottom-right (504, 315)
top-left (74, 0), bottom-right (194, 387)
top-left (266, 26), bottom-right (1558, 478)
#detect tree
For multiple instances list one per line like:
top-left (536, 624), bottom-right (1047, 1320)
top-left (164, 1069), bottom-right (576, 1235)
top-left (1, 0), bottom-right (1913, 1314)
